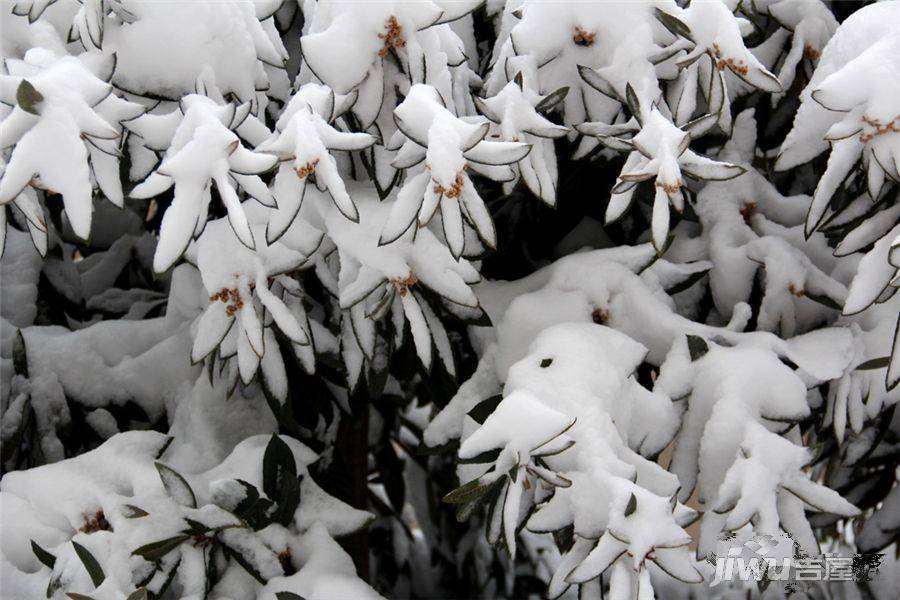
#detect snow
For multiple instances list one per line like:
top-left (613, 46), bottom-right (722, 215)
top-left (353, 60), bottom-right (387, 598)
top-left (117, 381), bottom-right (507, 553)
top-left (474, 77), bottom-right (567, 205)
top-left (103, 0), bottom-right (284, 101)
top-left (440, 321), bottom-right (690, 591)
top-left (257, 83), bottom-right (375, 226)
top-left (260, 522), bottom-right (384, 600)
top-left (777, 0), bottom-right (900, 170)
top-left (85, 408), bottom-right (119, 440)
top-left (1, 1), bottom-right (896, 598)
top-left (129, 92), bottom-right (278, 273)
top-left (164, 377), bottom-right (278, 472)
top-left (843, 223), bottom-right (900, 315)
top-left (0, 228), bottom-right (42, 327)
top-left (388, 84), bottom-right (528, 257)
top-left (755, 0), bottom-right (838, 94)
top-left (585, 108), bottom-right (744, 250)
top-left (0, 49), bottom-right (140, 242)
top-left (13, 264), bottom-right (204, 422)
top-left (1, 429), bottom-right (376, 598)
top-left (292, 475), bottom-right (374, 537)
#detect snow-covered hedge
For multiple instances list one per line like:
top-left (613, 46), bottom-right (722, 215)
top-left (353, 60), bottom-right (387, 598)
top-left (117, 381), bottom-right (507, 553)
top-left (1, 1), bottom-right (898, 599)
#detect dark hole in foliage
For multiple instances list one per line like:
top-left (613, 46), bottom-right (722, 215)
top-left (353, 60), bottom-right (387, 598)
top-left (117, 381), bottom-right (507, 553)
top-left (540, 358), bottom-right (553, 368)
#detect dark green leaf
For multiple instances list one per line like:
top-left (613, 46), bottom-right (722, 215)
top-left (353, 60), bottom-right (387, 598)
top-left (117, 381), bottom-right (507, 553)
top-left (624, 493), bottom-right (638, 517)
top-left (66, 594), bottom-right (96, 600)
top-left (263, 434), bottom-right (297, 502)
top-left (856, 357), bottom-right (890, 371)
top-left (72, 541), bottom-right (105, 588)
top-left (121, 504), bottom-right (149, 519)
top-left (665, 269), bottom-right (710, 295)
top-left (443, 476), bottom-right (504, 505)
top-left (513, 71), bottom-right (523, 90)
top-left (578, 65), bottom-right (617, 98)
top-left (458, 448), bottom-right (501, 465)
top-left (535, 87), bottom-right (569, 113)
top-left (154, 436), bottom-right (174, 459)
top-left (271, 472), bottom-right (302, 526)
top-left (131, 535), bottom-right (190, 562)
top-left (31, 540), bottom-right (56, 569)
top-left (125, 589), bottom-right (149, 600)
top-left (182, 519), bottom-right (210, 536)
top-left (13, 330), bottom-right (28, 377)
top-left (654, 8), bottom-right (694, 42)
top-left (686, 335), bottom-right (709, 361)
top-left (804, 291), bottom-right (842, 311)
top-left (233, 479), bottom-right (261, 514)
top-left (625, 83), bottom-right (641, 122)
top-left (16, 80), bottom-right (44, 115)
top-left (155, 462), bottom-right (197, 508)
top-left (276, 593), bottom-right (307, 600)
top-left (455, 476), bottom-right (506, 523)
top-left (221, 540), bottom-right (268, 584)
top-left (156, 556), bottom-right (181, 598)
top-left (467, 395), bottom-right (503, 424)
top-left (206, 348), bottom-right (217, 386)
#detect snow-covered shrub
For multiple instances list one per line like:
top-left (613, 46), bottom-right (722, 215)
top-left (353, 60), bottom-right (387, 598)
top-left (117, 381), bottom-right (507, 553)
top-left (1, 431), bottom-right (379, 599)
top-left (1, 1), bottom-right (898, 599)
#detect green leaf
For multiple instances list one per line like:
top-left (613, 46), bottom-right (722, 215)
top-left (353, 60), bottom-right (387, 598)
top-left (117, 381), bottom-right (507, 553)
top-left (624, 493), bottom-right (638, 517)
top-left (72, 541), bottom-right (105, 588)
top-left (155, 556), bottom-right (181, 598)
top-left (686, 335), bottom-right (709, 361)
top-left (125, 590), bottom-right (149, 600)
top-left (154, 435), bottom-right (174, 459)
top-left (271, 472), bottom-right (302, 526)
top-left (131, 535), bottom-right (190, 562)
top-left (535, 87), bottom-right (569, 113)
top-left (625, 83), bottom-right (641, 122)
top-left (578, 65), bottom-right (617, 98)
top-left (155, 462), bottom-right (197, 508)
top-left (665, 269), bottom-right (710, 295)
top-left (654, 8), bottom-right (694, 42)
top-left (16, 80), bottom-right (44, 115)
top-left (263, 434), bottom-right (297, 502)
top-left (856, 357), bottom-right (890, 371)
top-left (233, 479), bottom-right (261, 513)
top-left (276, 593), bottom-right (307, 600)
top-left (804, 291), bottom-right (842, 311)
top-left (467, 395), bottom-right (503, 425)
top-left (455, 477), bottom-right (506, 523)
top-left (221, 540), bottom-right (268, 584)
top-left (513, 71), bottom-right (524, 90)
top-left (121, 504), bottom-right (149, 519)
top-left (13, 330), bottom-right (28, 377)
top-left (31, 540), bottom-right (56, 569)
top-left (183, 519), bottom-right (211, 536)
top-left (458, 448), bottom-right (501, 465)
top-left (443, 476), bottom-right (504, 505)
top-left (66, 594), bottom-right (97, 600)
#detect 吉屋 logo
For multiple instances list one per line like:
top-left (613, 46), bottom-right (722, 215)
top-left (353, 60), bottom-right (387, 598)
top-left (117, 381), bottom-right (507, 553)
top-left (709, 533), bottom-right (883, 591)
